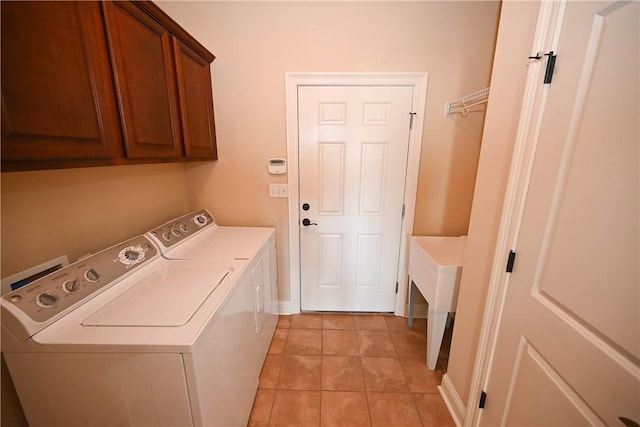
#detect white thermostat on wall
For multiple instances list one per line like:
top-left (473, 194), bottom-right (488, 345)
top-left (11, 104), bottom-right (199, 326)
top-left (268, 158), bottom-right (287, 175)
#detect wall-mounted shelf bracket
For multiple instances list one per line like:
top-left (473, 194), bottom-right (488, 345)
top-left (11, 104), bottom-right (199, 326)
top-left (445, 87), bottom-right (490, 117)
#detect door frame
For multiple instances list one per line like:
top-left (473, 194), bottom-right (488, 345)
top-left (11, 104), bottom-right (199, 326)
top-left (463, 1), bottom-right (568, 425)
top-left (285, 72), bottom-right (428, 315)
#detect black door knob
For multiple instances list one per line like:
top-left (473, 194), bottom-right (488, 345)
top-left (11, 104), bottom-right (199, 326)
top-left (302, 203), bottom-right (310, 211)
top-left (302, 218), bottom-right (317, 226)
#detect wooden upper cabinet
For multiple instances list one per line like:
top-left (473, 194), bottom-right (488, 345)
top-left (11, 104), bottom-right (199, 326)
top-left (1, 1), bottom-right (124, 170)
top-left (102, 1), bottom-right (183, 160)
top-left (174, 39), bottom-right (218, 160)
top-left (1, 0), bottom-right (217, 172)
top-left (102, 1), bottom-right (217, 161)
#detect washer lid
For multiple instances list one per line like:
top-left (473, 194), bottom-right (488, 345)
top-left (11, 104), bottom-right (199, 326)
top-left (82, 264), bottom-right (232, 327)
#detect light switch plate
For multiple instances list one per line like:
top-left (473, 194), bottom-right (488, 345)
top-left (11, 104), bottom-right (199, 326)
top-left (269, 183), bottom-right (288, 198)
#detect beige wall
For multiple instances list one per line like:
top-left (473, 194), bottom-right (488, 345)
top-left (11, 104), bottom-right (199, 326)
top-left (445, 0), bottom-right (540, 409)
top-left (157, 0), bottom-right (501, 302)
top-left (1, 163), bottom-right (192, 277)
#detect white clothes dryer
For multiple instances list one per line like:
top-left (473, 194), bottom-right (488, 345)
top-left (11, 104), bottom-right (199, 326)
top-left (147, 209), bottom-right (274, 262)
top-left (147, 209), bottom-right (278, 339)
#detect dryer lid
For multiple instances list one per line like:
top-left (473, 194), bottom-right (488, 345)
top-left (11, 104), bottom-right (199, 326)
top-left (166, 226), bottom-right (274, 260)
top-left (82, 264), bottom-right (232, 327)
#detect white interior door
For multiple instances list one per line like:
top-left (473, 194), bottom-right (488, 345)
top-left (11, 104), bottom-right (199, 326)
top-left (298, 85), bottom-right (413, 312)
top-left (480, 1), bottom-right (639, 426)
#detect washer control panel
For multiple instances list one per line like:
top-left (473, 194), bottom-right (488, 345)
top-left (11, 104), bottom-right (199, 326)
top-left (2, 235), bottom-right (158, 326)
top-left (148, 209), bottom-right (214, 250)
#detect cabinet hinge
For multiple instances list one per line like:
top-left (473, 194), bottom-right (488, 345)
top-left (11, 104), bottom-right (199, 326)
top-left (395, 282), bottom-right (399, 293)
top-left (506, 250), bottom-right (516, 273)
top-left (409, 112), bottom-right (416, 129)
top-left (479, 391), bottom-right (487, 409)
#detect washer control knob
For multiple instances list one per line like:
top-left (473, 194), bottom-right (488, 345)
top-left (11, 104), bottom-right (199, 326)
top-left (171, 228), bottom-right (182, 237)
top-left (117, 246), bottom-right (146, 266)
top-left (179, 224), bottom-right (188, 233)
top-left (84, 269), bottom-right (100, 283)
top-left (62, 279), bottom-right (82, 294)
top-left (36, 292), bottom-right (59, 308)
top-left (162, 231), bottom-right (173, 241)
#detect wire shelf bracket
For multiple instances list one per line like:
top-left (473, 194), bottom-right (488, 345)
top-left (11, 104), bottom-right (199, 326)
top-left (445, 87), bottom-right (490, 117)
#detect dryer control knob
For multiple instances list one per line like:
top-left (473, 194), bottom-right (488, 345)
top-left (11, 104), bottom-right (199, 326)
top-left (194, 214), bottom-right (208, 226)
top-left (162, 231), bottom-right (173, 241)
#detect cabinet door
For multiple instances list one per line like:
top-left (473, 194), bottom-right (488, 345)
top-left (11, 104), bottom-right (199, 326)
top-left (173, 39), bottom-right (218, 160)
top-left (1, 1), bottom-right (124, 169)
top-left (102, 1), bottom-right (183, 159)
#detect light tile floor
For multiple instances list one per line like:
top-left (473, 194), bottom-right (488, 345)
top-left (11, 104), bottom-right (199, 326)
top-left (249, 313), bottom-right (455, 427)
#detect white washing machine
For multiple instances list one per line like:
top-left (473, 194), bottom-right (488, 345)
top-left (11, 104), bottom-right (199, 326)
top-left (1, 213), bottom-right (277, 427)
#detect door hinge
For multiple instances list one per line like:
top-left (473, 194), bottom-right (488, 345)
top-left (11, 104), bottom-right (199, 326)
top-left (402, 204), bottom-right (406, 218)
top-left (506, 250), bottom-right (516, 273)
top-left (409, 112), bottom-right (416, 129)
top-left (528, 51), bottom-right (557, 84)
top-left (395, 282), bottom-right (399, 293)
top-left (479, 391), bottom-right (487, 409)
top-left (543, 51), bottom-right (557, 84)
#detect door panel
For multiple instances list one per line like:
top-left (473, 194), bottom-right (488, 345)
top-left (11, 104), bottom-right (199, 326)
top-left (298, 86), bottom-right (413, 312)
top-left (319, 142), bottom-right (345, 214)
top-left (504, 340), bottom-right (600, 426)
top-left (360, 143), bottom-right (388, 214)
top-left (481, 1), bottom-right (639, 425)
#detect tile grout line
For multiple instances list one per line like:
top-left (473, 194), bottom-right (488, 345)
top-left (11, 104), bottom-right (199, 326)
top-left (319, 320), bottom-right (323, 427)
top-left (268, 324), bottom-right (288, 426)
top-left (350, 315), bottom-right (375, 427)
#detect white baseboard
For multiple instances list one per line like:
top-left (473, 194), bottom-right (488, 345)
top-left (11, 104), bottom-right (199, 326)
top-left (277, 301), bottom-right (294, 315)
top-left (270, 301), bottom-right (280, 314)
top-left (439, 373), bottom-right (466, 427)
top-left (276, 301), bottom-right (428, 317)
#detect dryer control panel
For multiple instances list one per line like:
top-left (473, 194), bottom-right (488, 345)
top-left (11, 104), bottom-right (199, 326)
top-left (1, 235), bottom-right (158, 341)
top-left (148, 209), bottom-right (215, 251)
